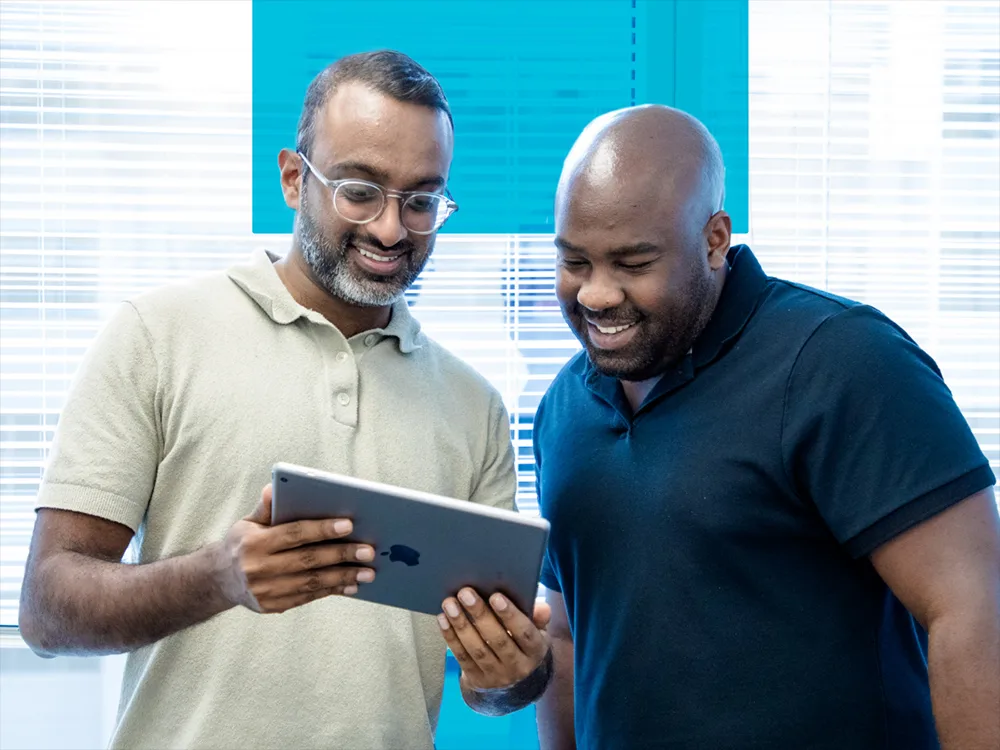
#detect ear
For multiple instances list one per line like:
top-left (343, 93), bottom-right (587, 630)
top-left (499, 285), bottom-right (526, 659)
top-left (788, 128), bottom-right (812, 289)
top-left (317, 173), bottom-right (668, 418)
top-left (705, 210), bottom-right (732, 271)
top-left (278, 148), bottom-right (304, 211)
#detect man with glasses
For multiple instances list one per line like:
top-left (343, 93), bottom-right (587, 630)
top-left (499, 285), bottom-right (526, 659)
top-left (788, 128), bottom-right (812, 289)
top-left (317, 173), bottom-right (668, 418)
top-left (19, 51), bottom-right (550, 749)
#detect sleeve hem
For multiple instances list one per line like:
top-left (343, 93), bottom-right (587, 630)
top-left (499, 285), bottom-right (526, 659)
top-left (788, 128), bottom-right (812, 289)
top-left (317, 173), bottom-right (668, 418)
top-left (35, 482), bottom-right (146, 533)
top-left (843, 463), bottom-right (997, 558)
top-left (540, 570), bottom-right (562, 592)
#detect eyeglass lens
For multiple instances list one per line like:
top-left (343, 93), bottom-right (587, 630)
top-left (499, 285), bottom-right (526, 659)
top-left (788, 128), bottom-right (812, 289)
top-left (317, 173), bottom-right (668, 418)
top-left (333, 181), bottom-right (448, 233)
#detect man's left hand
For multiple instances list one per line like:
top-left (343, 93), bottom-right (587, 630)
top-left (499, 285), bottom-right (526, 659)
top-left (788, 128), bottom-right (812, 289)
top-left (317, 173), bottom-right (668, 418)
top-left (439, 588), bottom-right (552, 689)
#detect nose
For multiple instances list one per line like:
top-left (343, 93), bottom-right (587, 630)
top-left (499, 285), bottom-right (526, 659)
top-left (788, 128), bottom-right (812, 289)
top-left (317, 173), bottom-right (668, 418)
top-left (366, 197), bottom-right (409, 248)
top-left (577, 269), bottom-right (625, 312)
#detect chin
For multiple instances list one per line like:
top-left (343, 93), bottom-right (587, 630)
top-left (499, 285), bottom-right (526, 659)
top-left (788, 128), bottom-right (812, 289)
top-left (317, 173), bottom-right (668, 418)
top-left (586, 348), bottom-right (647, 381)
top-left (586, 340), bottom-right (683, 382)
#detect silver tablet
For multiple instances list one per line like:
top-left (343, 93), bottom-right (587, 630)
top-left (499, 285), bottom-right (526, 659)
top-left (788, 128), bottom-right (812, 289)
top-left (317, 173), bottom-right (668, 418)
top-left (270, 462), bottom-right (551, 617)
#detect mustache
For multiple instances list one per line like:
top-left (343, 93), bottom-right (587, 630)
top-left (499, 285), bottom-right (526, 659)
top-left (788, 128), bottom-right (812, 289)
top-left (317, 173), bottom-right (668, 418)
top-left (341, 231), bottom-right (417, 257)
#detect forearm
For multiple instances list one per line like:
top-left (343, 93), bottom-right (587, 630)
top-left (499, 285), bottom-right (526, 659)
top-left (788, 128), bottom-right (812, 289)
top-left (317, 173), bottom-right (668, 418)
top-left (21, 543), bottom-right (233, 657)
top-left (928, 609), bottom-right (1000, 750)
top-left (536, 636), bottom-right (575, 750)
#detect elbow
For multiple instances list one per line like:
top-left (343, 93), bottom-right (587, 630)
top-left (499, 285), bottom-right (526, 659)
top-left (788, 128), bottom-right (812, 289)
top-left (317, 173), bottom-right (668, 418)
top-left (18, 576), bottom-right (57, 658)
top-left (17, 610), bottom-right (56, 659)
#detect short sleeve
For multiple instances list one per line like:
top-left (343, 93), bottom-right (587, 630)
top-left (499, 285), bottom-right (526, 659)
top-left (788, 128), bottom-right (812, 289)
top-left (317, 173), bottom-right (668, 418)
top-left (532, 398), bottom-right (562, 592)
top-left (470, 390), bottom-right (517, 512)
top-left (782, 305), bottom-right (995, 558)
top-left (36, 302), bottom-right (161, 532)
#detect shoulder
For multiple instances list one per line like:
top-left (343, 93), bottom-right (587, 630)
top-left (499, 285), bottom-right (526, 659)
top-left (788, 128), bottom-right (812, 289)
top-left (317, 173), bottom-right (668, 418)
top-left (126, 268), bottom-right (249, 329)
top-left (75, 276), bottom-right (237, 370)
top-left (756, 277), bottom-right (863, 334)
top-left (791, 303), bottom-right (934, 378)
top-left (781, 302), bottom-right (949, 444)
top-left (750, 277), bottom-right (925, 368)
top-left (534, 350), bottom-right (588, 432)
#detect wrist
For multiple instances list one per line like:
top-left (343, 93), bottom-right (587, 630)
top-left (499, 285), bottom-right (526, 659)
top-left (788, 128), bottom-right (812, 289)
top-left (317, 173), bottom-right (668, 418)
top-left (463, 646), bottom-right (555, 717)
top-left (200, 541), bottom-right (239, 612)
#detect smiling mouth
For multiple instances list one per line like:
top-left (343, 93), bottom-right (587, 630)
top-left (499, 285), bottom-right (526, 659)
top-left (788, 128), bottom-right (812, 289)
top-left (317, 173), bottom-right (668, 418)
top-left (584, 318), bottom-right (639, 336)
top-left (591, 322), bottom-right (636, 335)
top-left (357, 246), bottom-right (403, 263)
top-left (583, 318), bottom-right (641, 351)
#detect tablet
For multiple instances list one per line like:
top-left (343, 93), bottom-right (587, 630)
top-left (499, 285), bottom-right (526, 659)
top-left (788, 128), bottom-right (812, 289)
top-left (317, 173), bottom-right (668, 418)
top-left (270, 462), bottom-right (551, 617)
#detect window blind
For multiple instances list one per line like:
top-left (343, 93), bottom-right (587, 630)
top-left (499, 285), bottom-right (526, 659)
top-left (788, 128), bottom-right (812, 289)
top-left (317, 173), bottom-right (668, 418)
top-left (1, 0), bottom-right (997, 628)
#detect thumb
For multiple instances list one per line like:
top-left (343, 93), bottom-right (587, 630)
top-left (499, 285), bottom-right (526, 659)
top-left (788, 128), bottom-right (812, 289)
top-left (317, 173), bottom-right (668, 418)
top-left (532, 600), bottom-right (552, 631)
top-left (245, 484), bottom-right (273, 526)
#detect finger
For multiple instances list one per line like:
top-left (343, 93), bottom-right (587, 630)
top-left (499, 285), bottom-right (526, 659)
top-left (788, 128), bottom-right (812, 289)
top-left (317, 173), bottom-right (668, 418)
top-left (264, 541), bottom-right (376, 574)
top-left (251, 565), bottom-right (375, 601)
top-left (261, 583), bottom-right (358, 614)
top-left (532, 600), bottom-right (552, 630)
top-left (436, 614), bottom-right (485, 682)
top-left (263, 517), bottom-right (354, 553)
top-left (245, 484), bottom-right (273, 525)
top-left (442, 596), bottom-right (504, 677)
top-left (488, 592), bottom-right (548, 661)
top-left (455, 588), bottom-right (524, 667)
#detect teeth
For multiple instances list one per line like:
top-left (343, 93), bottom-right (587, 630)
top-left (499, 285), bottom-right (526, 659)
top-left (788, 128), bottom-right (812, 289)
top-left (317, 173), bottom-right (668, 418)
top-left (595, 323), bottom-right (635, 335)
top-left (358, 247), bottom-right (398, 263)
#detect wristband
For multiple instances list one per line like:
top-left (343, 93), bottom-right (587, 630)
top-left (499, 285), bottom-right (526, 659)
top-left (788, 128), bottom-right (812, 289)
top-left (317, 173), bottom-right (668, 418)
top-left (466, 646), bottom-right (554, 717)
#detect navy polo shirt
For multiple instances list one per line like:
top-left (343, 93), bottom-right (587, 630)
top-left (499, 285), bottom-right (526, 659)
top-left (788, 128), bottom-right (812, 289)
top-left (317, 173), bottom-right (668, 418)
top-left (534, 245), bottom-right (995, 750)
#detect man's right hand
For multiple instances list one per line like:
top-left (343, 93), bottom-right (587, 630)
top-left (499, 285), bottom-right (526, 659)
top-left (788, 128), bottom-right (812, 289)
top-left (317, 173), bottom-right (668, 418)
top-left (212, 484), bottom-right (376, 614)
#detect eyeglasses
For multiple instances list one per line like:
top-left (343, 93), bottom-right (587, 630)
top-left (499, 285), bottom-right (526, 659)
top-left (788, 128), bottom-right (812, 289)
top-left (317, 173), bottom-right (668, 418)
top-left (297, 151), bottom-right (458, 235)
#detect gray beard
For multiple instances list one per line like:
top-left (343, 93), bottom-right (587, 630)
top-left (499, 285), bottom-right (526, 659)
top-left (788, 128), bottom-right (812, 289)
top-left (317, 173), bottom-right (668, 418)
top-left (296, 189), bottom-right (430, 308)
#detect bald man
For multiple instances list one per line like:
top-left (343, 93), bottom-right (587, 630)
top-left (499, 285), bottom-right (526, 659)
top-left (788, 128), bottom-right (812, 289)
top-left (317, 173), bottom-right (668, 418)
top-left (532, 105), bottom-right (999, 750)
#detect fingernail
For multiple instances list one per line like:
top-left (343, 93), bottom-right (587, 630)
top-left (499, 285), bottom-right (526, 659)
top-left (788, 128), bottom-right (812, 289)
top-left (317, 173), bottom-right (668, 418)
top-left (333, 520), bottom-right (351, 535)
top-left (458, 589), bottom-right (476, 606)
top-left (437, 614), bottom-right (450, 630)
top-left (356, 546), bottom-right (374, 561)
top-left (343, 585), bottom-right (358, 595)
top-left (491, 593), bottom-right (508, 611)
top-left (357, 570), bottom-right (375, 583)
top-left (444, 600), bottom-right (460, 618)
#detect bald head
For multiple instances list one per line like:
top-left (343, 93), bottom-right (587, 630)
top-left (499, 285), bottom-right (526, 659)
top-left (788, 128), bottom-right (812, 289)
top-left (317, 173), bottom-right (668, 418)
top-left (556, 105), bottom-right (725, 229)
top-left (552, 105), bottom-right (732, 384)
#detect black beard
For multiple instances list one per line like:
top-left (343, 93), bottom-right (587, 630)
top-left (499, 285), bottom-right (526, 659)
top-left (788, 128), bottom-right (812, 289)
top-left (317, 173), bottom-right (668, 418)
top-left (567, 273), bottom-right (717, 381)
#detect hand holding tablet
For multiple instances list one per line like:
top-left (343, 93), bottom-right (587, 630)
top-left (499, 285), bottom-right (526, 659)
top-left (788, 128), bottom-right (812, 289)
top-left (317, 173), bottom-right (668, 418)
top-left (212, 484), bottom-right (377, 613)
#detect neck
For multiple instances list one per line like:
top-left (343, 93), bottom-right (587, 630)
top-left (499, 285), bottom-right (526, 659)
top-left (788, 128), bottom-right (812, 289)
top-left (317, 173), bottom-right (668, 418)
top-left (273, 246), bottom-right (392, 338)
top-left (621, 375), bottom-right (663, 413)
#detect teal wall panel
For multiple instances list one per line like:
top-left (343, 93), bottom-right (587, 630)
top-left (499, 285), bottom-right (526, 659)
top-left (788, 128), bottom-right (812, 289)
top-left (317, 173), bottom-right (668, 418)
top-left (252, 0), bottom-right (748, 232)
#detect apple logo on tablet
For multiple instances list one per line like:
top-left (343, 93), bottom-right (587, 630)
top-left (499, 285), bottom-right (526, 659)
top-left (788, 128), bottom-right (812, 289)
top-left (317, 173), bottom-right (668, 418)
top-left (381, 544), bottom-right (420, 567)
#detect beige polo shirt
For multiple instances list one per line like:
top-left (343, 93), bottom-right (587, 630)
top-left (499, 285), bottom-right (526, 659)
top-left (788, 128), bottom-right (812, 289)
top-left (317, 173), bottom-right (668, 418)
top-left (36, 250), bottom-right (516, 750)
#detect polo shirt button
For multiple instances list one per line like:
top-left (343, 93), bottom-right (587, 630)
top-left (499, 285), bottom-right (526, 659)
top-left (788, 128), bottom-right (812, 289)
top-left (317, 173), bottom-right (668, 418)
top-left (364, 334), bottom-right (378, 347)
top-left (335, 351), bottom-right (348, 363)
top-left (337, 392), bottom-right (350, 406)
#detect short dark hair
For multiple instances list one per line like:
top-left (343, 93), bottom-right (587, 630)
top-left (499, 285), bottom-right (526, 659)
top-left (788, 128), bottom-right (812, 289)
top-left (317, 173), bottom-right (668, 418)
top-left (295, 49), bottom-right (452, 156)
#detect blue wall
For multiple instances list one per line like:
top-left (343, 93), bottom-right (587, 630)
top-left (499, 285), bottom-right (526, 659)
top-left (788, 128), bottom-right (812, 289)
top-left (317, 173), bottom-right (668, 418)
top-left (252, 0), bottom-right (748, 235)
top-left (437, 657), bottom-right (538, 749)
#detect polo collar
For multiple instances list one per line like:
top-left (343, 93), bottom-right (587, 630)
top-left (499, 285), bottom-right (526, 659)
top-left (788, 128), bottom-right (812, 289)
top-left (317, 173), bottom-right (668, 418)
top-left (226, 250), bottom-right (424, 354)
top-left (691, 244), bottom-right (767, 369)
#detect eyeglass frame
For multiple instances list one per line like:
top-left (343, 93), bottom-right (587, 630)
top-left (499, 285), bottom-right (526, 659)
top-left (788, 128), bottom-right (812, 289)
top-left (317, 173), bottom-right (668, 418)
top-left (296, 150), bottom-right (458, 235)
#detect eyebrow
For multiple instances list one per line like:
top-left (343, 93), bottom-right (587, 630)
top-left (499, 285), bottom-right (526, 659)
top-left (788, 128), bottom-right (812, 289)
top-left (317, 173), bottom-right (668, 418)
top-left (554, 238), bottom-right (661, 258)
top-left (325, 160), bottom-right (446, 191)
